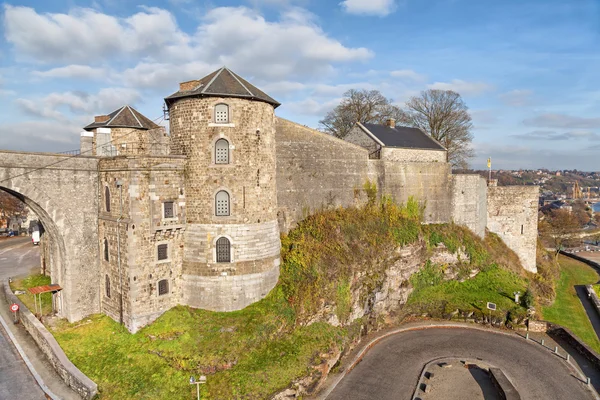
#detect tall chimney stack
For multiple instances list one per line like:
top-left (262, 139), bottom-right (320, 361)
top-left (386, 118), bottom-right (396, 128)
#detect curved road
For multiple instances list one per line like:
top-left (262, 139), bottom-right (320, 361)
top-left (328, 327), bottom-right (593, 400)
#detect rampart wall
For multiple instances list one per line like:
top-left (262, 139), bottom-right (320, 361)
top-left (487, 185), bottom-right (539, 273)
top-left (451, 174), bottom-right (488, 237)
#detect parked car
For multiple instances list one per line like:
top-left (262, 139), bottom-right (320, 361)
top-left (32, 230), bottom-right (40, 245)
top-left (8, 230), bottom-right (15, 237)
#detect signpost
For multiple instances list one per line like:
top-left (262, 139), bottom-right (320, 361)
top-left (486, 302), bottom-right (496, 326)
top-left (10, 303), bottom-right (19, 324)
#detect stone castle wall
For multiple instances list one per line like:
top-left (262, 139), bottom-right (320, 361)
top-left (381, 147), bottom-right (447, 163)
top-left (98, 156), bottom-right (186, 332)
top-left (487, 185), bottom-right (539, 273)
top-left (451, 174), bottom-right (488, 237)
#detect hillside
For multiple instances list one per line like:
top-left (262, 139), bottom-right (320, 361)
top-left (49, 192), bottom-right (542, 399)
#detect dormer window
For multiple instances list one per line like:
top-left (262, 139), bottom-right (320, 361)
top-left (215, 104), bottom-right (229, 123)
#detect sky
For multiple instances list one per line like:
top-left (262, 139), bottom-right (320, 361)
top-left (0, 0), bottom-right (599, 171)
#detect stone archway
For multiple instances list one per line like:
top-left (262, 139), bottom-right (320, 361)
top-left (0, 151), bottom-right (100, 322)
top-left (0, 186), bottom-right (68, 314)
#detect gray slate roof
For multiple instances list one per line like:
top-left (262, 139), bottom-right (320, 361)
top-left (164, 67), bottom-right (280, 108)
top-left (84, 106), bottom-right (159, 131)
top-left (361, 123), bottom-right (446, 150)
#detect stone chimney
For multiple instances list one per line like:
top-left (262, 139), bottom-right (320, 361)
top-left (179, 80), bottom-right (201, 91)
top-left (94, 115), bottom-right (110, 123)
top-left (386, 118), bottom-right (396, 128)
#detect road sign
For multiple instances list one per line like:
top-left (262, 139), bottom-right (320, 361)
top-left (486, 302), bottom-right (496, 311)
top-left (10, 303), bottom-right (19, 312)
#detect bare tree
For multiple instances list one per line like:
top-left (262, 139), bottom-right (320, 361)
top-left (319, 89), bottom-right (403, 138)
top-left (539, 209), bottom-right (581, 256)
top-left (403, 89), bottom-right (474, 168)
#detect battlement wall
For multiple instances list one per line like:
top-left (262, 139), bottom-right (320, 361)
top-left (487, 185), bottom-right (539, 272)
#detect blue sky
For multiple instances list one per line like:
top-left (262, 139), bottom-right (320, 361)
top-left (1, 0), bottom-right (599, 170)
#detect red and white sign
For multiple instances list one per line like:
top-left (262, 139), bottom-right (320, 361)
top-left (10, 303), bottom-right (19, 312)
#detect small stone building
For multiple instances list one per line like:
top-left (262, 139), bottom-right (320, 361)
top-left (344, 119), bottom-right (447, 163)
top-left (75, 67), bottom-right (539, 332)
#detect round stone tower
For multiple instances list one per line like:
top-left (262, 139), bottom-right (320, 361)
top-left (164, 67), bottom-right (281, 311)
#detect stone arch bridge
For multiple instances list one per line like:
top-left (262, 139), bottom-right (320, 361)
top-left (0, 150), bottom-right (100, 321)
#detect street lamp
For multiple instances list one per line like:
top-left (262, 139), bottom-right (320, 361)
top-left (189, 375), bottom-right (207, 400)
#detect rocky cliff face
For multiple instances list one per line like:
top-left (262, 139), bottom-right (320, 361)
top-left (273, 241), bottom-right (474, 399)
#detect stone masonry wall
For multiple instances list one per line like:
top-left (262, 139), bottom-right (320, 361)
top-left (99, 156), bottom-right (186, 332)
top-left (343, 125), bottom-right (380, 155)
top-left (0, 151), bottom-right (99, 322)
top-left (276, 118), bottom-right (370, 232)
top-left (487, 185), bottom-right (539, 272)
top-left (169, 96), bottom-right (280, 312)
top-left (381, 147), bottom-right (447, 163)
top-left (451, 174), bottom-right (488, 237)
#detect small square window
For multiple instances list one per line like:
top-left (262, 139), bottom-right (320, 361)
top-left (158, 279), bottom-right (169, 296)
top-left (163, 201), bottom-right (174, 219)
top-left (157, 244), bottom-right (168, 261)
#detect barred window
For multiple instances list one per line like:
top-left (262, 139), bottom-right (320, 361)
top-left (105, 186), bottom-right (111, 212)
top-left (216, 237), bottom-right (231, 263)
top-left (158, 279), bottom-right (169, 296)
top-left (103, 238), bottom-right (109, 262)
top-left (215, 139), bottom-right (229, 164)
top-left (157, 244), bottom-right (168, 261)
top-left (163, 201), bottom-right (174, 219)
top-left (215, 190), bottom-right (230, 216)
top-left (105, 275), bottom-right (111, 298)
top-left (215, 104), bottom-right (229, 123)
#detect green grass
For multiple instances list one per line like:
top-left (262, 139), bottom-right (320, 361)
top-left (542, 255), bottom-right (600, 353)
top-left (52, 288), bottom-right (348, 399)
top-left (407, 264), bottom-right (529, 319)
top-left (10, 274), bottom-right (53, 315)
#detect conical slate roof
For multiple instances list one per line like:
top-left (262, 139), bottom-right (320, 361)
top-left (164, 67), bottom-right (280, 108)
top-left (84, 105), bottom-right (160, 131)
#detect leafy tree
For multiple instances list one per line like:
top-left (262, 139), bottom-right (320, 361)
top-left (402, 89), bottom-right (474, 168)
top-left (319, 89), bottom-right (404, 138)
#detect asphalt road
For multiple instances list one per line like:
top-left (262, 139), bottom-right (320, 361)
top-left (328, 327), bottom-right (593, 400)
top-left (0, 236), bottom-right (45, 400)
top-left (0, 237), bottom-right (40, 280)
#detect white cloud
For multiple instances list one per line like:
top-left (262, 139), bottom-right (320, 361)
top-left (311, 82), bottom-right (377, 97)
top-left (428, 79), bottom-right (493, 96)
top-left (121, 62), bottom-right (216, 90)
top-left (3, 5), bottom-right (191, 64)
top-left (0, 120), bottom-right (81, 152)
top-left (499, 89), bottom-right (533, 107)
top-left (4, 5), bottom-right (372, 84)
top-left (340, 0), bottom-right (396, 16)
top-left (16, 88), bottom-right (142, 121)
top-left (390, 69), bottom-right (426, 82)
top-left (32, 65), bottom-right (108, 80)
top-left (511, 130), bottom-right (600, 141)
top-left (259, 81), bottom-right (307, 96)
top-left (195, 7), bottom-right (373, 80)
top-left (523, 113), bottom-right (600, 129)
top-left (284, 97), bottom-right (341, 116)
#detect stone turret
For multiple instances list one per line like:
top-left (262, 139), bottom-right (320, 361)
top-left (164, 67), bottom-right (281, 311)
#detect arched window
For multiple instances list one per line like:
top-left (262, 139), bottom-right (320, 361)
top-left (216, 237), bottom-right (231, 263)
top-left (214, 104), bottom-right (229, 123)
top-left (158, 279), bottom-right (169, 296)
top-left (103, 238), bottom-right (109, 262)
top-left (215, 190), bottom-right (230, 216)
top-left (105, 275), bottom-right (111, 298)
top-left (215, 139), bottom-right (230, 164)
top-left (105, 186), bottom-right (111, 212)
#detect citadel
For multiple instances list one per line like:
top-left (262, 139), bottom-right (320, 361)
top-left (7, 67), bottom-right (539, 332)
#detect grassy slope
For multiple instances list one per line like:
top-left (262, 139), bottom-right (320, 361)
top-left (48, 198), bottom-right (533, 399)
top-left (542, 255), bottom-right (600, 353)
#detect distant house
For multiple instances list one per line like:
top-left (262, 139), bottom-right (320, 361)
top-left (343, 119), bottom-right (447, 162)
